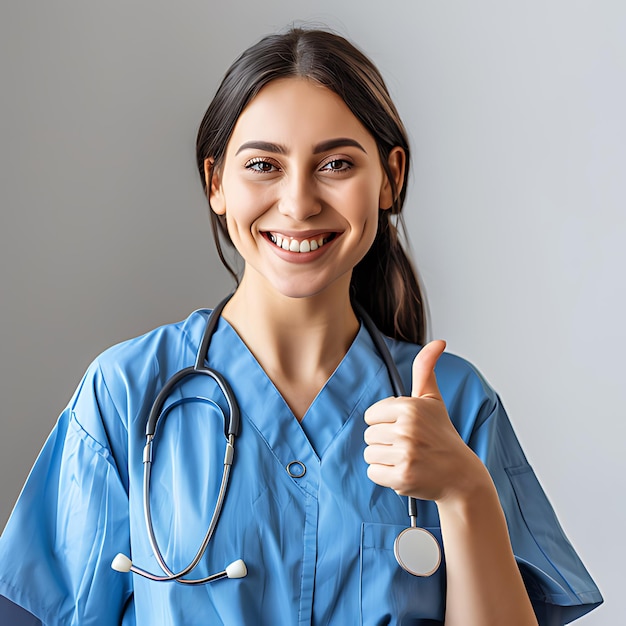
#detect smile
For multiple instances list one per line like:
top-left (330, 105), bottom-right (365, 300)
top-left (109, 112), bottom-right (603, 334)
top-left (265, 232), bottom-right (337, 253)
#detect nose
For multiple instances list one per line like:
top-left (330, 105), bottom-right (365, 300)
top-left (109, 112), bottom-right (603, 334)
top-left (277, 171), bottom-right (322, 221)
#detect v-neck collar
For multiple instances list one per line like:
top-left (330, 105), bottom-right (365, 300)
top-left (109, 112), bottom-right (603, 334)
top-left (206, 318), bottom-right (391, 459)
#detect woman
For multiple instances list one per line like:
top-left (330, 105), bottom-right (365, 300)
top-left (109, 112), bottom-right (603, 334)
top-left (0, 28), bottom-right (601, 625)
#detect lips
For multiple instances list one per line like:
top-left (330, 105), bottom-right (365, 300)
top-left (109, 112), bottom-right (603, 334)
top-left (265, 231), bottom-right (337, 253)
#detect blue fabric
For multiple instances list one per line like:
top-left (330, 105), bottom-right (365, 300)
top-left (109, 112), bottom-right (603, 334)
top-left (0, 310), bottom-right (602, 625)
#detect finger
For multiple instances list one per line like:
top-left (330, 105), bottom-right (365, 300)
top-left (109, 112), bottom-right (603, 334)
top-left (363, 397), bottom-right (402, 426)
top-left (363, 443), bottom-right (395, 466)
top-left (363, 423), bottom-right (397, 445)
top-left (366, 463), bottom-right (399, 491)
top-left (411, 340), bottom-right (446, 399)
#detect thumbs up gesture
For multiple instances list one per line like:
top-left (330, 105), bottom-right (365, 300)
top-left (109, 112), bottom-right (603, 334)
top-left (363, 340), bottom-right (478, 502)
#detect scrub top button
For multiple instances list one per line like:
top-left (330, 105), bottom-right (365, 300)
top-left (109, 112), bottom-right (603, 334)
top-left (286, 461), bottom-right (306, 478)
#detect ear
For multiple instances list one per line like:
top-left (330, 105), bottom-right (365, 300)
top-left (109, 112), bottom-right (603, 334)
top-left (379, 147), bottom-right (406, 210)
top-left (204, 157), bottom-right (226, 215)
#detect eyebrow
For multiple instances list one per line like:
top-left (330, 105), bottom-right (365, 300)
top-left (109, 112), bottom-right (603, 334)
top-left (235, 137), bottom-right (367, 156)
top-left (314, 138), bottom-right (367, 154)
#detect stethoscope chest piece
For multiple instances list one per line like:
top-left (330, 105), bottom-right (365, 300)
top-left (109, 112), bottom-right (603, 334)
top-left (394, 527), bottom-right (441, 577)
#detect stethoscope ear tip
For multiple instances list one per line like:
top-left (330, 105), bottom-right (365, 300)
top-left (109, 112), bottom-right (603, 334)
top-left (225, 559), bottom-right (247, 579)
top-left (111, 553), bottom-right (133, 573)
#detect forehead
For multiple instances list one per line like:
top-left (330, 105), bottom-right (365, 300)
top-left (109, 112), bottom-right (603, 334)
top-left (227, 77), bottom-right (375, 149)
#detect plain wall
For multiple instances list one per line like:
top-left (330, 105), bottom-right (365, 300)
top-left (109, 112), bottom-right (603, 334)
top-left (1, 2), bottom-right (623, 623)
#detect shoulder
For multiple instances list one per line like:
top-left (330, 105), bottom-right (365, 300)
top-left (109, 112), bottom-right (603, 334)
top-left (95, 309), bottom-right (211, 377)
top-left (68, 310), bottom-right (212, 440)
top-left (385, 337), bottom-right (499, 439)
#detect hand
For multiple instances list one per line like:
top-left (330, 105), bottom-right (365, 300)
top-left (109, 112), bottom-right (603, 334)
top-left (363, 340), bottom-right (482, 502)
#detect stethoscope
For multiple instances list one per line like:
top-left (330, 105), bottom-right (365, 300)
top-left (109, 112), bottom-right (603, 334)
top-left (111, 295), bottom-right (441, 583)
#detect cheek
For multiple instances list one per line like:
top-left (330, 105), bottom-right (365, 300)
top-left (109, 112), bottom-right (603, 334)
top-left (222, 184), bottom-right (267, 228)
top-left (338, 181), bottom-right (382, 223)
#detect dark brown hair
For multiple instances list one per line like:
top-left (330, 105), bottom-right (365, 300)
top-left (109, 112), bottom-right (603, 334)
top-left (196, 28), bottom-right (427, 344)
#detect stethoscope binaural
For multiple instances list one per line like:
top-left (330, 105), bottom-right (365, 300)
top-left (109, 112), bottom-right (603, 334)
top-left (111, 295), bottom-right (441, 583)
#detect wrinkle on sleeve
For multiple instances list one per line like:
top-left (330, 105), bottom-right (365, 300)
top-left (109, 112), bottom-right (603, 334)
top-left (470, 399), bottom-right (603, 625)
top-left (0, 363), bottom-right (133, 626)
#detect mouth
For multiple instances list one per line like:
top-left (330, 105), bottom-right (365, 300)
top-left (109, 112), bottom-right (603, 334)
top-left (264, 231), bottom-right (338, 253)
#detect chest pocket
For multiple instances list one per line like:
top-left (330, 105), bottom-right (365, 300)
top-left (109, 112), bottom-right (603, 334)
top-left (360, 523), bottom-right (445, 626)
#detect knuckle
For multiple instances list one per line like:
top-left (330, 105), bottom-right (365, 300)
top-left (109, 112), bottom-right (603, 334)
top-left (395, 422), bottom-right (421, 448)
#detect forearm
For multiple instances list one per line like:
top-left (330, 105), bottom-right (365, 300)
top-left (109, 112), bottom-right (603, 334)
top-left (438, 461), bottom-right (538, 626)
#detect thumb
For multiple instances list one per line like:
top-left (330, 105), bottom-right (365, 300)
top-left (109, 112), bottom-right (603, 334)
top-left (411, 340), bottom-right (446, 399)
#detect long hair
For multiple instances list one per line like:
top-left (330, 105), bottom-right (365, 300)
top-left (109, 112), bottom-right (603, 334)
top-left (196, 28), bottom-right (427, 344)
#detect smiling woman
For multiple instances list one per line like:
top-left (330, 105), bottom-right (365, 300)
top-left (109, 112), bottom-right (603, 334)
top-left (197, 30), bottom-right (424, 346)
top-left (0, 26), bottom-right (602, 626)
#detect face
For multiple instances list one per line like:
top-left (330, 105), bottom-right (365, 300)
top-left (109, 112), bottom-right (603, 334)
top-left (207, 77), bottom-right (404, 301)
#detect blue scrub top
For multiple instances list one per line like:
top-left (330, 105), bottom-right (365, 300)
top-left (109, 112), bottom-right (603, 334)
top-left (0, 310), bottom-right (602, 625)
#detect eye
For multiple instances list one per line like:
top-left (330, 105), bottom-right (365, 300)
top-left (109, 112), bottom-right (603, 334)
top-left (320, 158), bottom-right (353, 173)
top-left (245, 158), bottom-right (279, 173)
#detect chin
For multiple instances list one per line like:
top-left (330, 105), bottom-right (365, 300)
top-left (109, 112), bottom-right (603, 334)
top-left (270, 274), bottom-right (351, 302)
top-left (273, 284), bottom-right (327, 300)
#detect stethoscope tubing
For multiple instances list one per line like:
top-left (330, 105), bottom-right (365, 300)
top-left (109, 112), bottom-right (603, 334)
top-left (352, 301), bottom-right (420, 527)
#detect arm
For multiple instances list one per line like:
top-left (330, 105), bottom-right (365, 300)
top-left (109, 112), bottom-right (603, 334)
top-left (364, 341), bottom-right (537, 626)
top-left (436, 455), bottom-right (537, 625)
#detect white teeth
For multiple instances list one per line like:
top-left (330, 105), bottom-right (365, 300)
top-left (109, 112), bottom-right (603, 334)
top-left (269, 233), bottom-right (333, 253)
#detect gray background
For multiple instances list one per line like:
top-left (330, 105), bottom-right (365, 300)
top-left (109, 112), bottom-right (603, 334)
top-left (1, 2), bottom-right (623, 623)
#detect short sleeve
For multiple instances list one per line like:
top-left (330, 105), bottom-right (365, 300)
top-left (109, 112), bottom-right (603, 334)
top-left (471, 398), bottom-right (603, 624)
top-left (0, 364), bottom-right (133, 626)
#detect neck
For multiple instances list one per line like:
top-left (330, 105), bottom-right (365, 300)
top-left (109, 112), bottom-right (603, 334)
top-left (221, 273), bottom-right (359, 420)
